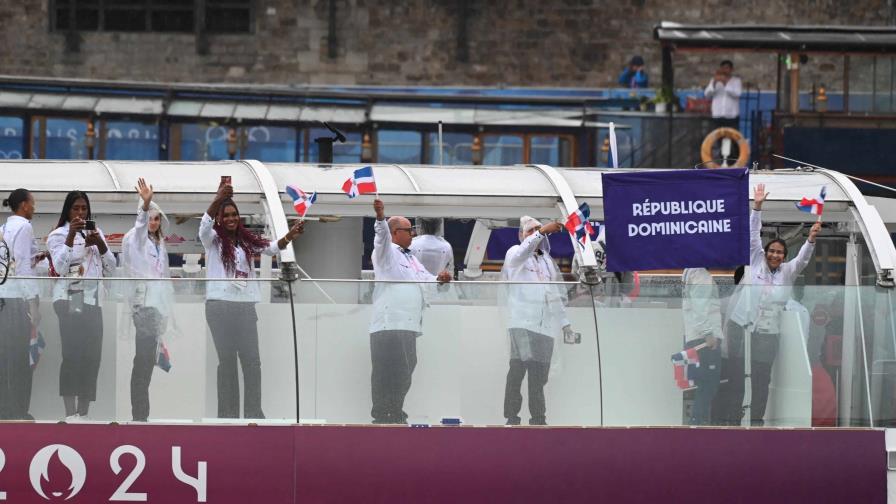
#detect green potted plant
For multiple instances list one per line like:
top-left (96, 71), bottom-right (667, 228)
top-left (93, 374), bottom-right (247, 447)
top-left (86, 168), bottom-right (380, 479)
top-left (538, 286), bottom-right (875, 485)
top-left (651, 86), bottom-right (675, 113)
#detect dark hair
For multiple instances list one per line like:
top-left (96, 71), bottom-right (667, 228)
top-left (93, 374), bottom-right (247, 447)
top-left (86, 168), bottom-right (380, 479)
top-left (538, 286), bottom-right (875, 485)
top-left (733, 265), bottom-right (745, 285)
top-left (56, 190), bottom-right (92, 228)
top-left (720, 60), bottom-right (734, 68)
top-left (630, 55), bottom-right (645, 66)
top-left (213, 200), bottom-right (270, 274)
top-left (418, 218), bottom-right (441, 236)
top-left (764, 239), bottom-right (788, 258)
top-left (2, 188), bottom-right (30, 213)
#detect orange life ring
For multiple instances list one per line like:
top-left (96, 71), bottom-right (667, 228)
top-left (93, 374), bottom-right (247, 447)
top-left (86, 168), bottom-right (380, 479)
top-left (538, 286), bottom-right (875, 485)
top-left (700, 127), bottom-right (750, 169)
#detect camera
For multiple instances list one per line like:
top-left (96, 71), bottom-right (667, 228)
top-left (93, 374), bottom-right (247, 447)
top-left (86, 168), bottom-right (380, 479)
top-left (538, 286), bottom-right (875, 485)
top-left (84, 220), bottom-right (96, 231)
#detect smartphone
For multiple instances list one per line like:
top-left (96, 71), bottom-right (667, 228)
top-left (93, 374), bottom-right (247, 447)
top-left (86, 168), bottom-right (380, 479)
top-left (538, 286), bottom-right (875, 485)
top-left (84, 220), bottom-right (96, 231)
top-left (221, 175), bottom-right (232, 186)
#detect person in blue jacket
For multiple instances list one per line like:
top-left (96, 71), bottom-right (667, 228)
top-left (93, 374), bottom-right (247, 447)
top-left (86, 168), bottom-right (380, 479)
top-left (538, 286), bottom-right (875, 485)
top-left (618, 56), bottom-right (648, 88)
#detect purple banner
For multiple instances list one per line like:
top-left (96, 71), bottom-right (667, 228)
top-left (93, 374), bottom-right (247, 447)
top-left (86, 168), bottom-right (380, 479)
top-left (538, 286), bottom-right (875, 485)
top-left (602, 168), bottom-right (750, 271)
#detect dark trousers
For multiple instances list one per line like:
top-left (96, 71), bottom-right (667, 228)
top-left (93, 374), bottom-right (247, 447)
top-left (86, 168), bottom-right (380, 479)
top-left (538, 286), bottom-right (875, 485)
top-left (0, 299), bottom-right (32, 419)
top-left (712, 321), bottom-right (779, 425)
top-left (54, 300), bottom-right (103, 402)
top-left (131, 307), bottom-right (163, 422)
top-left (503, 329), bottom-right (554, 425)
top-left (686, 338), bottom-right (721, 425)
top-left (205, 301), bottom-right (263, 419)
top-left (370, 330), bottom-right (418, 424)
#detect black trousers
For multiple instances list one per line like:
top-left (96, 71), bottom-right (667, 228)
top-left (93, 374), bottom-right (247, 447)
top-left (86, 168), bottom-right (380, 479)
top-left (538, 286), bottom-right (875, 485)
top-left (131, 307), bottom-right (163, 422)
top-left (686, 338), bottom-right (721, 426)
top-left (54, 300), bottom-right (103, 402)
top-left (205, 301), bottom-right (263, 419)
top-left (712, 321), bottom-right (779, 425)
top-left (503, 329), bottom-right (554, 425)
top-left (0, 298), bottom-right (32, 419)
top-left (370, 330), bottom-right (418, 424)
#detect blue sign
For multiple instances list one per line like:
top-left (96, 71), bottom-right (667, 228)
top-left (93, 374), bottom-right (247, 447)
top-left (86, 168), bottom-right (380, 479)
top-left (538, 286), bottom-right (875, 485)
top-left (602, 168), bottom-right (749, 271)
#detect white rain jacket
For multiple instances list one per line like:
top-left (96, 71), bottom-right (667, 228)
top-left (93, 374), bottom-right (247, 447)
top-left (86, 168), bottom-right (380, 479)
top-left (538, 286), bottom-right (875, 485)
top-left (501, 230), bottom-right (569, 338)
top-left (682, 268), bottom-right (723, 343)
top-left (369, 218), bottom-right (437, 334)
top-left (121, 202), bottom-right (174, 317)
top-left (47, 223), bottom-right (116, 305)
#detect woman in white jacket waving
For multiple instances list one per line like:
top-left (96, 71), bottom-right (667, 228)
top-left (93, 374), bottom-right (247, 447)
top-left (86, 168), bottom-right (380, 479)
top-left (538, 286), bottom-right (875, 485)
top-left (121, 178), bottom-right (172, 422)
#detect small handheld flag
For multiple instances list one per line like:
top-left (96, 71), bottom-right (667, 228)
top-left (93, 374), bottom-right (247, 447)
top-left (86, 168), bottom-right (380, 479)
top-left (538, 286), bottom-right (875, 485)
top-left (156, 340), bottom-right (171, 373)
top-left (564, 202), bottom-right (594, 248)
top-left (671, 344), bottom-right (703, 390)
top-left (342, 166), bottom-right (378, 199)
top-left (29, 327), bottom-right (45, 369)
top-left (796, 186), bottom-right (826, 216)
top-left (285, 184), bottom-right (317, 217)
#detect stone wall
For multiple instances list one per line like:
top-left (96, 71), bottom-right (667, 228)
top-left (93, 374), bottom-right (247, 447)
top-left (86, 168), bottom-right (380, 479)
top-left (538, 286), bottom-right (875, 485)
top-left (0, 0), bottom-right (892, 90)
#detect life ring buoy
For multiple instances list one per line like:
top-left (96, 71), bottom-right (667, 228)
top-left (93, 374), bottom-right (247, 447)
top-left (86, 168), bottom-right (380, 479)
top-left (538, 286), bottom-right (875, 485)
top-left (700, 127), bottom-right (750, 169)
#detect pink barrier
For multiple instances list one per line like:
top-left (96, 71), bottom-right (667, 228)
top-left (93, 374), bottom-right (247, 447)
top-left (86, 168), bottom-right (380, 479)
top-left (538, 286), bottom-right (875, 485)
top-left (0, 424), bottom-right (884, 503)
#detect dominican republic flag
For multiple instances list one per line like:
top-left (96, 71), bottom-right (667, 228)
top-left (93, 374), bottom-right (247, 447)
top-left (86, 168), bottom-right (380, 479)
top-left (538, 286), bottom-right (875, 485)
top-left (671, 345), bottom-right (702, 390)
top-left (564, 202), bottom-right (594, 248)
top-left (341, 166), bottom-right (377, 199)
top-left (795, 186), bottom-right (826, 215)
top-left (285, 184), bottom-right (317, 217)
top-left (156, 340), bottom-right (172, 373)
top-left (29, 327), bottom-right (45, 369)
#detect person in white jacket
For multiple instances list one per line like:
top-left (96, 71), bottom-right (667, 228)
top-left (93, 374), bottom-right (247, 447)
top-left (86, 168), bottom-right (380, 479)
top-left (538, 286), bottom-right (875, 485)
top-left (369, 198), bottom-right (451, 424)
top-left (0, 188), bottom-right (41, 419)
top-left (409, 218), bottom-right (454, 276)
top-left (501, 216), bottom-right (574, 426)
top-left (120, 178), bottom-right (173, 422)
top-left (201, 181), bottom-right (303, 419)
top-left (681, 267), bottom-right (723, 425)
top-left (721, 183), bottom-right (820, 426)
top-left (47, 190), bottom-right (116, 420)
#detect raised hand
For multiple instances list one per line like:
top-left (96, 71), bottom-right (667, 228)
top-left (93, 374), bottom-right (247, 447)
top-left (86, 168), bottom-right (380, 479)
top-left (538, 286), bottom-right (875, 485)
top-left (540, 221), bottom-right (563, 235)
top-left (216, 183), bottom-right (233, 202)
top-left (753, 183), bottom-right (768, 210)
top-left (287, 220), bottom-right (305, 241)
top-left (808, 221), bottom-right (821, 243)
top-left (373, 198), bottom-right (385, 220)
top-left (136, 177), bottom-right (153, 211)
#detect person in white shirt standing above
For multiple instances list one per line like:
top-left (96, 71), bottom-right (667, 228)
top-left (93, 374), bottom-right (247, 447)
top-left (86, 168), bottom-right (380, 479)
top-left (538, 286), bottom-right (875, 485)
top-left (200, 180), bottom-right (304, 419)
top-left (409, 218), bottom-right (454, 277)
top-left (370, 199), bottom-right (451, 424)
top-left (681, 267), bottom-right (723, 425)
top-left (48, 190), bottom-right (116, 420)
top-left (121, 178), bottom-right (172, 422)
top-left (704, 60), bottom-right (743, 164)
top-left (501, 216), bottom-right (575, 426)
top-left (721, 183), bottom-right (821, 426)
top-left (0, 188), bottom-right (41, 420)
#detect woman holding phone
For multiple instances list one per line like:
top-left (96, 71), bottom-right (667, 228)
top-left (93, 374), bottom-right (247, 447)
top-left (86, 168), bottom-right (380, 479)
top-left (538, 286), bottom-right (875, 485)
top-left (200, 179), bottom-right (304, 419)
top-left (47, 190), bottom-right (116, 420)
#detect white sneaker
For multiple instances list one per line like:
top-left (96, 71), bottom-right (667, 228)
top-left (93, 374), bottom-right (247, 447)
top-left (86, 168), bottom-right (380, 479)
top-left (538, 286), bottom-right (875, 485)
top-left (63, 414), bottom-right (80, 423)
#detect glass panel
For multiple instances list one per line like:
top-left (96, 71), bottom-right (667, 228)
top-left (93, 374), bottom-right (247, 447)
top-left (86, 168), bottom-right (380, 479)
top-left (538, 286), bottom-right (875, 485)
top-left (242, 125), bottom-right (297, 162)
top-left (873, 57), bottom-right (894, 113)
top-left (0, 277), bottom-right (298, 423)
top-left (848, 56), bottom-right (875, 113)
top-left (425, 132), bottom-right (473, 165)
top-left (377, 130), bottom-right (422, 164)
top-left (306, 128), bottom-right (361, 163)
top-left (151, 8), bottom-right (193, 32)
top-left (529, 135), bottom-right (573, 166)
top-left (33, 118), bottom-right (88, 159)
top-left (799, 54), bottom-right (845, 113)
top-left (0, 116), bottom-right (25, 160)
top-left (293, 280), bottom-right (601, 426)
top-left (482, 134), bottom-right (523, 165)
top-left (102, 120), bottom-right (159, 160)
top-left (177, 123), bottom-right (229, 161)
top-left (104, 7), bottom-right (147, 31)
top-left (206, 7), bottom-right (251, 33)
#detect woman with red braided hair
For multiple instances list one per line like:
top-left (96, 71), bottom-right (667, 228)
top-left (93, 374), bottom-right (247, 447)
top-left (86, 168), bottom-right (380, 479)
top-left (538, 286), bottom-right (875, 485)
top-left (200, 181), bottom-right (304, 419)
